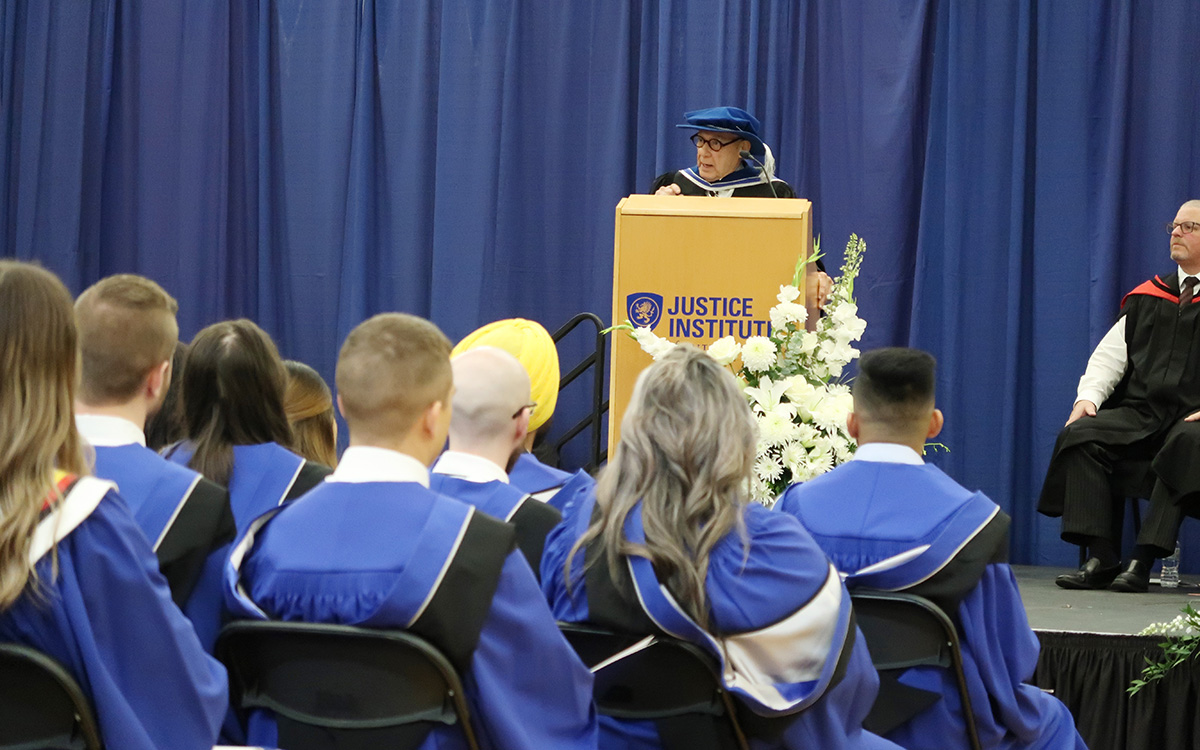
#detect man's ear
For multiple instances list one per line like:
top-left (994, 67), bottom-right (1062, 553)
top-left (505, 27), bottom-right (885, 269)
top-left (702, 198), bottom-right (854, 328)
top-left (336, 393), bottom-right (347, 419)
top-left (422, 398), bottom-right (444, 437)
top-left (145, 360), bottom-right (171, 402)
top-left (927, 408), bottom-right (945, 440)
top-left (846, 411), bottom-right (860, 440)
top-left (513, 406), bottom-right (531, 450)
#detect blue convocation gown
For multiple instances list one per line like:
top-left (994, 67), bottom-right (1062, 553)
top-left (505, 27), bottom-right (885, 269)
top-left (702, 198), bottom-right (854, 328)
top-left (509, 452), bottom-right (595, 509)
top-left (776, 452), bottom-right (1087, 750)
top-left (224, 451), bottom-right (598, 750)
top-left (167, 440), bottom-right (326, 653)
top-left (431, 451), bottom-right (563, 577)
top-left (541, 486), bottom-right (900, 750)
top-left (0, 474), bottom-right (227, 750)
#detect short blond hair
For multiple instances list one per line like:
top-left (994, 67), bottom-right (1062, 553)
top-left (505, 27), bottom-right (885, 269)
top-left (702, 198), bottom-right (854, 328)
top-left (75, 274), bottom-right (179, 405)
top-left (337, 313), bottom-right (452, 440)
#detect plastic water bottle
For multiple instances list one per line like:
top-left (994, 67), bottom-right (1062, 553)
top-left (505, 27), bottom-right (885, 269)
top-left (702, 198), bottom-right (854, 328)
top-left (1161, 541), bottom-right (1181, 588)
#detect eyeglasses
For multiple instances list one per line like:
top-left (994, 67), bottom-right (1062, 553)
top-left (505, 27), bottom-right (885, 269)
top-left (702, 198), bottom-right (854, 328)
top-left (1166, 221), bottom-right (1200, 235)
top-left (690, 133), bottom-right (740, 151)
top-left (512, 402), bottom-right (537, 419)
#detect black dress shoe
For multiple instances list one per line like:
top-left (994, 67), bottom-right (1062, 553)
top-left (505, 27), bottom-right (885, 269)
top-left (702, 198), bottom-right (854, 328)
top-left (1056, 557), bottom-right (1121, 590)
top-left (1109, 559), bottom-right (1151, 593)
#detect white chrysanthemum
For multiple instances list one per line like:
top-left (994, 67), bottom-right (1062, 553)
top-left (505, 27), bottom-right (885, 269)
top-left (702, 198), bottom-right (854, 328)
top-left (751, 477), bottom-right (774, 505)
top-left (755, 453), bottom-right (784, 483)
top-left (781, 441), bottom-right (808, 474)
top-left (741, 336), bottom-right (777, 372)
top-left (807, 451), bottom-right (834, 476)
top-left (833, 437), bottom-right (856, 462)
top-left (706, 336), bottom-right (741, 366)
top-left (810, 398), bottom-right (845, 432)
top-left (770, 302), bottom-right (808, 332)
top-left (795, 422), bottom-right (819, 447)
top-left (758, 410), bottom-right (798, 446)
top-left (777, 284), bottom-right (801, 304)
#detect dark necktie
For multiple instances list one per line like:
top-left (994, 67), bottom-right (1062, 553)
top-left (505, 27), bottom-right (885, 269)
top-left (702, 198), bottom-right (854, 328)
top-left (1182, 277), bottom-right (1197, 307)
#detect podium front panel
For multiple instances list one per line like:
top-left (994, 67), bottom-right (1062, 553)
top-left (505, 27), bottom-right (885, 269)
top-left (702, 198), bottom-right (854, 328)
top-left (609, 194), bottom-right (812, 452)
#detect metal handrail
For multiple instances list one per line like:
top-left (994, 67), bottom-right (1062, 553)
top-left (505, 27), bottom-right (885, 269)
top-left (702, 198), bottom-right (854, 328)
top-left (550, 312), bottom-right (608, 472)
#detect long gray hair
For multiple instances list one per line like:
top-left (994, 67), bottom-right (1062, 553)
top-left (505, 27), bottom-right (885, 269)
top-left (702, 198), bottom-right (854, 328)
top-left (569, 344), bottom-right (758, 629)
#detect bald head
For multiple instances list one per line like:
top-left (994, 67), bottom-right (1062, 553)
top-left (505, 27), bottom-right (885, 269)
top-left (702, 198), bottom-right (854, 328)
top-left (449, 347), bottom-right (532, 453)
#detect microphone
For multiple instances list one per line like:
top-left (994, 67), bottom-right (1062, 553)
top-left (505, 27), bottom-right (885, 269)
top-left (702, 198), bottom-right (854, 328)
top-left (740, 150), bottom-right (778, 198)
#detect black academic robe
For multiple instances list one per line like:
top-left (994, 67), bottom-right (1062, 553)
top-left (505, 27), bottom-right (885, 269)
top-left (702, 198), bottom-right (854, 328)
top-left (651, 168), bottom-right (796, 198)
top-left (1039, 271), bottom-right (1200, 516)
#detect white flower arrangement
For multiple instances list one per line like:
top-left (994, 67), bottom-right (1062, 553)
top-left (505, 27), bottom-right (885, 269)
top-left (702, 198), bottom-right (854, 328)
top-left (1131, 603), bottom-right (1200, 695)
top-left (611, 234), bottom-right (869, 504)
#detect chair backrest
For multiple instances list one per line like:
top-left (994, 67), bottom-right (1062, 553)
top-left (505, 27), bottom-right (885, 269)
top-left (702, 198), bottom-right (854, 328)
top-left (849, 590), bottom-right (982, 750)
top-left (0, 643), bottom-right (104, 750)
top-left (558, 623), bottom-right (748, 750)
top-left (216, 620), bottom-right (479, 750)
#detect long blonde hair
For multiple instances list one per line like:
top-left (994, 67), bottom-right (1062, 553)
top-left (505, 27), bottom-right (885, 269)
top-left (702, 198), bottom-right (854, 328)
top-left (0, 261), bottom-right (88, 609)
top-left (568, 345), bottom-right (758, 629)
top-left (283, 360), bottom-right (338, 467)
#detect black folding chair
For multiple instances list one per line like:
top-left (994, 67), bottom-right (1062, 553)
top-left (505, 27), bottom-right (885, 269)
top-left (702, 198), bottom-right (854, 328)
top-left (216, 620), bottom-right (479, 750)
top-left (558, 623), bottom-right (749, 750)
top-left (850, 590), bottom-right (983, 750)
top-left (0, 643), bottom-right (103, 750)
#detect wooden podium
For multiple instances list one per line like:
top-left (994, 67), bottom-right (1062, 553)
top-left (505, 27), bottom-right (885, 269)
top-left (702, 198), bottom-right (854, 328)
top-left (609, 194), bottom-right (813, 451)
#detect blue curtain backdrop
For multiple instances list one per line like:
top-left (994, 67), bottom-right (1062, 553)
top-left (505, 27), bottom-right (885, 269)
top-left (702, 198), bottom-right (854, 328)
top-left (4, 0), bottom-right (1200, 567)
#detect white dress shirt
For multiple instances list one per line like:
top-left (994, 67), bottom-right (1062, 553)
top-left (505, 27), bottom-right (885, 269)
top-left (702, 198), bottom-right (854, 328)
top-left (1075, 267), bottom-right (1198, 407)
top-left (849, 442), bottom-right (925, 466)
top-left (431, 450), bottom-right (510, 484)
top-left (75, 414), bottom-right (146, 447)
top-left (327, 446), bottom-right (429, 486)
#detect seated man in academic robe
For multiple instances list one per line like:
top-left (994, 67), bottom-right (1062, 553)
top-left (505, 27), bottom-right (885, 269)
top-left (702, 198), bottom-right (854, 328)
top-left (225, 312), bottom-right (597, 750)
top-left (1038, 200), bottom-right (1200, 592)
top-left (776, 347), bottom-right (1086, 750)
top-left (74, 274), bottom-right (235, 646)
top-left (452, 317), bottom-right (595, 509)
top-left (431, 346), bottom-right (562, 577)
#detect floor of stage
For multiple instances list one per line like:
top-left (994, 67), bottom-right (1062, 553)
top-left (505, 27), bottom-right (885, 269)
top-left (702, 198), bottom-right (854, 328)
top-left (1015, 564), bottom-right (1199, 635)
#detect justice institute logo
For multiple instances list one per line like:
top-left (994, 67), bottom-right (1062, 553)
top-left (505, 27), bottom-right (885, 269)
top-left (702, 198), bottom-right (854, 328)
top-left (626, 292), bottom-right (663, 329)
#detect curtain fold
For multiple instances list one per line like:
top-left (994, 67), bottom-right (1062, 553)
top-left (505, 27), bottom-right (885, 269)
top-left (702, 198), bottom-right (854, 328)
top-left (4, 0), bottom-right (1200, 567)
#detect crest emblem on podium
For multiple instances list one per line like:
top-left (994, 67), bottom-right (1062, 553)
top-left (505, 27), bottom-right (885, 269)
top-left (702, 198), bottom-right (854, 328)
top-left (627, 292), bottom-right (663, 329)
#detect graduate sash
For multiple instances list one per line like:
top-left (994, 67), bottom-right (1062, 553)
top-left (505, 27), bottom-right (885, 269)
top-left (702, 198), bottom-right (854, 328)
top-left (429, 475), bottom-right (561, 580)
top-left (30, 473), bottom-right (114, 564)
top-left (228, 495), bottom-right (515, 673)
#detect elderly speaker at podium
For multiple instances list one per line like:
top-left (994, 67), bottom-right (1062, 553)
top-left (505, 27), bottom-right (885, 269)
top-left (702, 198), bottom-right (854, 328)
top-left (650, 105), bottom-right (832, 315)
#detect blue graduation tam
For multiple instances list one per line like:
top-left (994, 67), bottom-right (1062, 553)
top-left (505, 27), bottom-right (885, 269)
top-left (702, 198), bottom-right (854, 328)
top-left (676, 106), bottom-right (765, 156)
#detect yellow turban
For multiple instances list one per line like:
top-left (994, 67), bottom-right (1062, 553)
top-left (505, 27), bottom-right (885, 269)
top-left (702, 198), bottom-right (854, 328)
top-left (452, 319), bottom-right (559, 431)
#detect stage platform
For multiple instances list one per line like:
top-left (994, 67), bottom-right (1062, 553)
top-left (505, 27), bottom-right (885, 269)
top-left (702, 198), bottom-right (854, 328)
top-left (1015, 564), bottom-right (1198, 634)
top-left (1013, 565), bottom-right (1200, 750)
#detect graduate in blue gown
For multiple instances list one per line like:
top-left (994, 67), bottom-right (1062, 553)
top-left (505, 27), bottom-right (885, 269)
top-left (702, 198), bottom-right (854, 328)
top-left (0, 261), bottom-right (226, 750)
top-left (225, 313), bottom-right (597, 750)
top-left (451, 316), bottom-right (597, 508)
top-left (161, 319), bottom-right (330, 651)
top-left (775, 348), bottom-right (1086, 750)
top-left (431, 346), bottom-right (562, 576)
top-left (541, 345), bottom-right (899, 750)
top-left (74, 275), bottom-right (234, 621)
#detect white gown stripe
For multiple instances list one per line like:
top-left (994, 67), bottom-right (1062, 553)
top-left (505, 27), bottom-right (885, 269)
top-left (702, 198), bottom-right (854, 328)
top-left (29, 476), bottom-right (115, 564)
top-left (852, 544), bottom-right (931, 577)
top-left (406, 507), bottom-right (475, 627)
top-left (723, 563), bottom-right (844, 685)
top-left (152, 473), bottom-right (203, 551)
